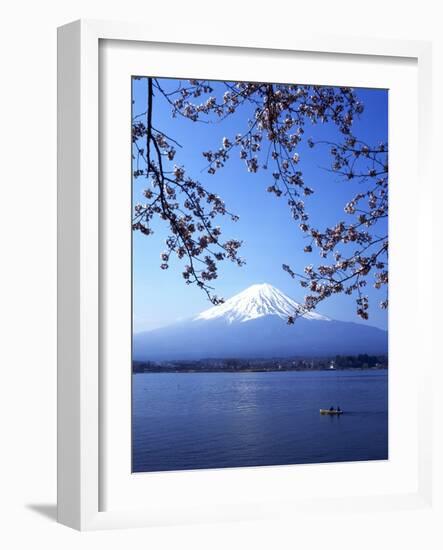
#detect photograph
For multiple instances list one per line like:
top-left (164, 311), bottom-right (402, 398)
top-left (1, 0), bottom-right (437, 542)
top-left (131, 76), bottom-right (389, 473)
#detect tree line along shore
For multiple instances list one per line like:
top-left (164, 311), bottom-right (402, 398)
top-left (133, 354), bottom-right (388, 373)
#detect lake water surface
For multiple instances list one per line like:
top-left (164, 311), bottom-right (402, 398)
top-left (132, 370), bottom-right (388, 472)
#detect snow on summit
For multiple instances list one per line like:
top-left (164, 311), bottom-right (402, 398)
top-left (195, 283), bottom-right (330, 323)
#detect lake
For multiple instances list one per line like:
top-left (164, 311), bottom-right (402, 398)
top-left (132, 370), bottom-right (388, 472)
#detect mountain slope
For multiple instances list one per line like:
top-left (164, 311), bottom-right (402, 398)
top-left (133, 284), bottom-right (388, 361)
top-left (195, 283), bottom-right (329, 323)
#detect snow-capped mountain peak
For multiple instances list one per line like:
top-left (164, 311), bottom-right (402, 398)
top-left (194, 283), bottom-right (330, 324)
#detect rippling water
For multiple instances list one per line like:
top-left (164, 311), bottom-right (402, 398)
top-left (132, 370), bottom-right (388, 472)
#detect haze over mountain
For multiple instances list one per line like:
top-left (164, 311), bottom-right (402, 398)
top-left (133, 283), bottom-right (388, 361)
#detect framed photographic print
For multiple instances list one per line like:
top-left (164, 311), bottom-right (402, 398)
top-left (58, 20), bottom-right (435, 531)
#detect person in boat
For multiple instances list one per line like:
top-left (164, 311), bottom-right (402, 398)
top-left (337, 406), bottom-right (341, 412)
top-left (329, 406), bottom-right (334, 412)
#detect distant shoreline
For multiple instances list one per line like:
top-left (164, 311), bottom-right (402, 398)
top-left (133, 366), bottom-right (388, 374)
top-left (132, 353), bottom-right (388, 374)
top-left (133, 354), bottom-right (388, 374)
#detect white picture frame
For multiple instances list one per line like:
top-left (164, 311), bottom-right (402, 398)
top-left (57, 19), bottom-right (435, 531)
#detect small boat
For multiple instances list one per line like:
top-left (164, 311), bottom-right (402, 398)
top-left (320, 409), bottom-right (343, 415)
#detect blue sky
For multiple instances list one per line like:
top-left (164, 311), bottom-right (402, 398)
top-left (132, 78), bottom-right (388, 332)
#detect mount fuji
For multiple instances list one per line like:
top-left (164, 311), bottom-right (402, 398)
top-left (195, 283), bottom-right (330, 323)
top-left (133, 283), bottom-right (388, 361)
